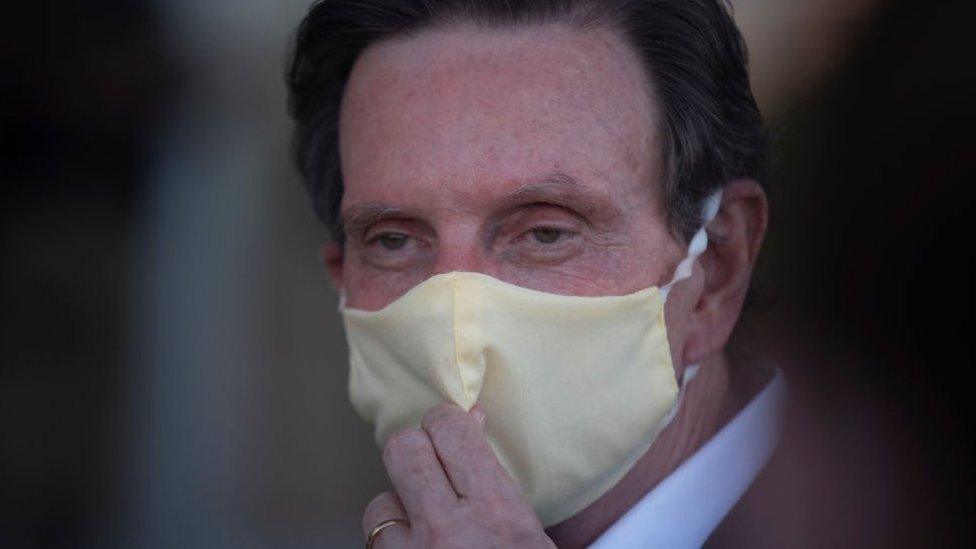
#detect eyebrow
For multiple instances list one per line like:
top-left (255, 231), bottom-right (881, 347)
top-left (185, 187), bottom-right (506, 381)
top-left (339, 171), bottom-right (623, 235)
top-left (501, 172), bottom-right (622, 222)
top-left (340, 203), bottom-right (410, 236)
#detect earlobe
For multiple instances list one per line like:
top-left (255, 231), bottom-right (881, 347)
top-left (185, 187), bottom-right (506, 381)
top-left (682, 180), bottom-right (768, 364)
top-left (321, 242), bottom-right (345, 289)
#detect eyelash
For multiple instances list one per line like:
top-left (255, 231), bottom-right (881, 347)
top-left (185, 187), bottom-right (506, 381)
top-left (368, 226), bottom-right (576, 241)
top-left (367, 231), bottom-right (416, 250)
top-left (522, 225), bottom-right (578, 242)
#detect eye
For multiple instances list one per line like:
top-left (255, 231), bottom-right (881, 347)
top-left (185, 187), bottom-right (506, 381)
top-left (530, 227), bottom-right (564, 244)
top-left (377, 233), bottom-right (409, 250)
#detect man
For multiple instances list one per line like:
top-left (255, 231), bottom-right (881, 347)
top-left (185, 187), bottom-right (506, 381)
top-left (287, 0), bottom-right (782, 546)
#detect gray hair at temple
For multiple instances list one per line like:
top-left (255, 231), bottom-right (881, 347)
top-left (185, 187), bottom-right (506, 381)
top-left (286, 0), bottom-right (769, 244)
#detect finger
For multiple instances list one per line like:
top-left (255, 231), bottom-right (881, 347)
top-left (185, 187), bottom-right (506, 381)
top-left (421, 402), bottom-right (522, 500)
top-left (469, 403), bottom-right (487, 426)
top-left (382, 427), bottom-right (457, 521)
top-left (363, 492), bottom-right (410, 548)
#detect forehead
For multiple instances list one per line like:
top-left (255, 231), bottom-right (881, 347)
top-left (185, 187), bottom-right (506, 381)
top-left (338, 23), bottom-right (663, 209)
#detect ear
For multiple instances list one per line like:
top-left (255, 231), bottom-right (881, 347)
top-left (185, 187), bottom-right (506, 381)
top-left (680, 180), bottom-right (768, 364)
top-left (320, 241), bottom-right (345, 290)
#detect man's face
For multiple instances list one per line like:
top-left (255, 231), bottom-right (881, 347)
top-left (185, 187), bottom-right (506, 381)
top-left (335, 24), bottom-right (687, 312)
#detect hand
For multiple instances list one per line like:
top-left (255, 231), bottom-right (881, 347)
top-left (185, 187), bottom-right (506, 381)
top-left (364, 403), bottom-right (556, 548)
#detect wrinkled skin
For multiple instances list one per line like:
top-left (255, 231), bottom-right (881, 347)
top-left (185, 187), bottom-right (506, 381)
top-left (362, 403), bottom-right (555, 548)
top-left (325, 23), bottom-right (768, 549)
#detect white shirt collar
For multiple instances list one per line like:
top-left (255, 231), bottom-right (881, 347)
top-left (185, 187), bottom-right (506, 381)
top-left (589, 367), bottom-right (786, 549)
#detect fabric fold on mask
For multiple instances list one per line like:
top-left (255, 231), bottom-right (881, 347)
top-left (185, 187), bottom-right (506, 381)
top-left (339, 189), bottom-right (723, 526)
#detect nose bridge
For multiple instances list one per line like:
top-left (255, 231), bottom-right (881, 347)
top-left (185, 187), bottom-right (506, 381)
top-left (431, 244), bottom-right (484, 276)
top-left (430, 224), bottom-right (486, 276)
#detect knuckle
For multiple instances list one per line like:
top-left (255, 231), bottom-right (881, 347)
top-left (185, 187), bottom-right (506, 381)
top-left (383, 428), bottom-right (426, 460)
top-left (423, 405), bottom-right (470, 439)
top-left (364, 492), bottom-right (395, 516)
top-left (467, 498), bottom-right (544, 543)
top-left (424, 521), bottom-right (458, 548)
top-left (363, 492), bottom-right (396, 530)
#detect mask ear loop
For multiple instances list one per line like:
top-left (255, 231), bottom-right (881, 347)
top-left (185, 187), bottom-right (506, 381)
top-left (657, 189), bottom-right (724, 425)
top-left (659, 362), bottom-right (702, 426)
top-left (660, 189), bottom-right (724, 302)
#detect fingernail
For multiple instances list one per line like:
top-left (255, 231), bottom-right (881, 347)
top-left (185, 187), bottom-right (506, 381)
top-left (471, 405), bottom-right (486, 426)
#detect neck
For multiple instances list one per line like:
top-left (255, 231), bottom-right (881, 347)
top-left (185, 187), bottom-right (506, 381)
top-left (545, 353), bottom-right (738, 548)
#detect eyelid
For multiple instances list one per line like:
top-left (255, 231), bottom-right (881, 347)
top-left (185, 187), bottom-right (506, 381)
top-left (492, 206), bottom-right (584, 250)
top-left (359, 231), bottom-right (430, 270)
top-left (510, 228), bottom-right (582, 265)
top-left (361, 219), bottom-right (419, 242)
top-left (521, 225), bottom-right (577, 239)
top-left (520, 201), bottom-right (586, 218)
top-left (365, 228), bottom-right (408, 241)
top-left (528, 221), bottom-right (579, 231)
top-left (364, 231), bottom-right (424, 252)
top-left (519, 217), bottom-right (582, 237)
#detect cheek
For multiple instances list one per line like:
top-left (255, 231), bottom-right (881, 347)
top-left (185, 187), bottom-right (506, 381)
top-left (340, 258), bottom-right (428, 311)
top-left (664, 297), bottom-right (688, 368)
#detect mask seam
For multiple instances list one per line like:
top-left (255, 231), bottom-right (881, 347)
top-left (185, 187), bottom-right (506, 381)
top-left (453, 275), bottom-right (472, 403)
top-left (650, 302), bottom-right (683, 436)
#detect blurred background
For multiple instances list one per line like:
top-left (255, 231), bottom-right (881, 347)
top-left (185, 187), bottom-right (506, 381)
top-left (1, 0), bottom-right (972, 547)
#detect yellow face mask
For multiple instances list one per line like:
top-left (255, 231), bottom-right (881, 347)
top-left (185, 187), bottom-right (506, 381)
top-left (340, 191), bottom-right (722, 526)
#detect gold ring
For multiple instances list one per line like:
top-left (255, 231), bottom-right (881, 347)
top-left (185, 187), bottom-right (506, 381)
top-left (366, 518), bottom-right (408, 549)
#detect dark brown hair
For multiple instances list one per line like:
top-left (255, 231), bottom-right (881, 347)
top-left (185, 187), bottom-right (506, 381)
top-left (287, 0), bottom-right (767, 242)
